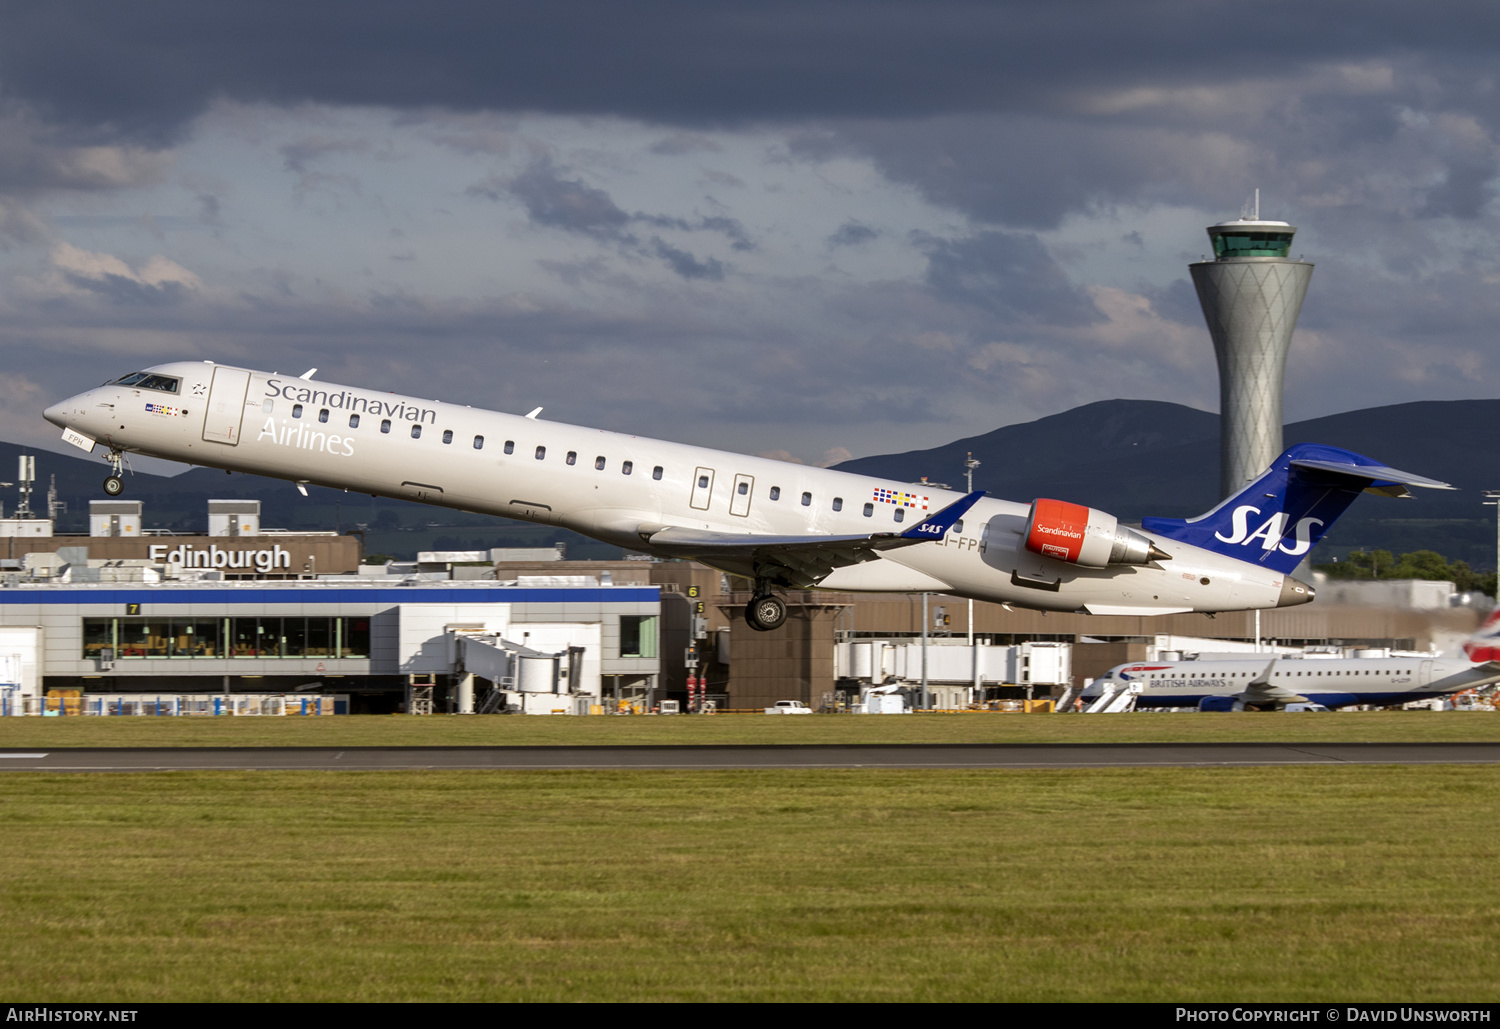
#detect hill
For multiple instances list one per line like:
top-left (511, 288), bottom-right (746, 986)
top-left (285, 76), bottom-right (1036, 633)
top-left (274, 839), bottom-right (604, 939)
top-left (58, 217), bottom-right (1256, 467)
top-left (835, 398), bottom-right (1500, 568)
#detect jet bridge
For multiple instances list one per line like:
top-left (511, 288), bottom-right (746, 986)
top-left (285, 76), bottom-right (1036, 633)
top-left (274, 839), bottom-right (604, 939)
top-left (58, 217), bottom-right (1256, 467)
top-left (452, 631), bottom-right (587, 714)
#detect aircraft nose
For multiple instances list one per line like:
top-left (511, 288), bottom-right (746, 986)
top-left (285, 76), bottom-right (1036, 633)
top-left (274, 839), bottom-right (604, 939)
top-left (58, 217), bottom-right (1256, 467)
top-left (43, 399), bottom-right (69, 428)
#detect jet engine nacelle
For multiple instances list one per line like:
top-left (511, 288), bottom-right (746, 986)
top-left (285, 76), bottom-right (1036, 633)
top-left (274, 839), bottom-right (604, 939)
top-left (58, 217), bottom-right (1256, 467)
top-left (1023, 498), bottom-right (1165, 568)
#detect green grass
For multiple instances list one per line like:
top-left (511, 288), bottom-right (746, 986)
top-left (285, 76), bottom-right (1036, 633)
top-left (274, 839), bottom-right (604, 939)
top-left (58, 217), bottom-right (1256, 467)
top-left (2, 709), bottom-right (1500, 748)
top-left (1, 767), bottom-right (1497, 1001)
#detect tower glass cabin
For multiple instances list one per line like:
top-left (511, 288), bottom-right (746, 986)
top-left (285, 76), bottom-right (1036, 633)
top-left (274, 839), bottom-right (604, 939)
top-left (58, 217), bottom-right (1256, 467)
top-left (1190, 217), bottom-right (1313, 499)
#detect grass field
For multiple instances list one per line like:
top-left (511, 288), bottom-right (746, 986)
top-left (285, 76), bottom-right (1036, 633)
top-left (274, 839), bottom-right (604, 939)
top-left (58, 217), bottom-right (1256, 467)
top-left (4, 713), bottom-right (1497, 1001)
top-left (1, 765), bottom-right (1497, 1002)
top-left (2, 709), bottom-right (1499, 748)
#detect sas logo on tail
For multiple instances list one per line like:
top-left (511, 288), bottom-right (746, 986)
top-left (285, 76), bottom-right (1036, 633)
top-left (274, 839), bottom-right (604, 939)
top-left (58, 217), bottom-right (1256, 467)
top-left (1213, 506), bottom-right (1323, 557)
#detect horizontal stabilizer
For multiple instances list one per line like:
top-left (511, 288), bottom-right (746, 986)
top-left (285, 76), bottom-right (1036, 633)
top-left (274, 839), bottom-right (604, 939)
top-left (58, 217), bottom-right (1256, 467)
top-left (1289, 457), bottom-right (1454, 498)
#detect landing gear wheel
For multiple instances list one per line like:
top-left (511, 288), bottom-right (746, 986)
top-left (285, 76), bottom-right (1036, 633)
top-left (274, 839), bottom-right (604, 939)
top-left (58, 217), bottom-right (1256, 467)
top-left (102, 447), bottom-right (126, 496)
top-left (745, 594), bottom-right (787, 632)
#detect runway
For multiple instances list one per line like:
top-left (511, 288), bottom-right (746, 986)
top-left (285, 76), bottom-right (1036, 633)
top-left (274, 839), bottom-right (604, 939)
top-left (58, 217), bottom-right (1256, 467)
top-left (3, 742), bottom-right (1500, 771)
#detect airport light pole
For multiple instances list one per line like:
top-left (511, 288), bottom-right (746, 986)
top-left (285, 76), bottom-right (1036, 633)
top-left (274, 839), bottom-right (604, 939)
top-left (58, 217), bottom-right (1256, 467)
top-left (964, 452), bottom-right (980, 647)
top-left (1484, 491), bottom-right (1500, 590)
top-left (921, 591), bottom-right (929, 711)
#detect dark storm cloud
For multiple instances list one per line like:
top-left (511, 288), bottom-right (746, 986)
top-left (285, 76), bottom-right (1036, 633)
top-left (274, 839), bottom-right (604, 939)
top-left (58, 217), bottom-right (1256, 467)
top-left (503, 160), bottom-right (632, 239)
top-left (5, 1), bottom-right (1500, 143)
top-left (829, 221), bottom-right (877, 247)
top-left (59, 271), bottom-right (192, 306)
top-left (649, 239), bottom-right (726, 281)
top-left (922, 231), bottom-right (1101, 326)
top-left (480, 159), bottom-right (745, 279)
top-left (637, 213), bottom-right (754, 252)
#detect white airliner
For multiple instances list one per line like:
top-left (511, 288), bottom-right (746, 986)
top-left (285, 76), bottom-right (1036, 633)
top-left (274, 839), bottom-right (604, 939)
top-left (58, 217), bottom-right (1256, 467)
top-left (1083, 628), bottom-right (1500, 711)
top-left (43, 362), bottom-right (1452, 631)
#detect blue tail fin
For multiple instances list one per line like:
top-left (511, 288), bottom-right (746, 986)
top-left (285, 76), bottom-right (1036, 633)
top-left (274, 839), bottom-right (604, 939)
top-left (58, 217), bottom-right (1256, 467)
top-left (1140, 443), bottom-right (1452, 575)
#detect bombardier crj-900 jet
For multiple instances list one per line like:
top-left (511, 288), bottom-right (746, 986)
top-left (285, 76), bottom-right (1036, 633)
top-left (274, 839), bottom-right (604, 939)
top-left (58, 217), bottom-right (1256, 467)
top-left (44, 362), bottom-right (1452, 631)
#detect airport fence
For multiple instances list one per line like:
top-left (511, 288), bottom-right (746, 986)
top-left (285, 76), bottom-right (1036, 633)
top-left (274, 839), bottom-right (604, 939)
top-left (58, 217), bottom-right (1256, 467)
top-left (2, 693), bottom-right (348, 716)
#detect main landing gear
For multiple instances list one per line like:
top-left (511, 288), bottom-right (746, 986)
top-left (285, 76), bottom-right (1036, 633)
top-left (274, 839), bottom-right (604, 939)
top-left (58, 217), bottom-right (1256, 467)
top-left (102, 449), bottom-right (125, 496)
top-left (744, 592), bottom-right (787, 632)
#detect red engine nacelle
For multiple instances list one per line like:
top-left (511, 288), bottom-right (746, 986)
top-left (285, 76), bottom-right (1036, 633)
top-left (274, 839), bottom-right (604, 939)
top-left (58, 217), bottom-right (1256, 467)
top-left (1023, 498), bottom-right (1164, 567)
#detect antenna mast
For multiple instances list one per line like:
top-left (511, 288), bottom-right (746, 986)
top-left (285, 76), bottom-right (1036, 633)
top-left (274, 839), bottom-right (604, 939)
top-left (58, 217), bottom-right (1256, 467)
top-left (14, 456), bottom-right (34, 519)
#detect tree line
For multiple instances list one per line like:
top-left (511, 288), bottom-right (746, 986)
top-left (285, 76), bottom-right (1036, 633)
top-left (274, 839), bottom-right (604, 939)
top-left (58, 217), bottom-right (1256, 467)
top-left (1314, 549), bottom-right (1495, 597)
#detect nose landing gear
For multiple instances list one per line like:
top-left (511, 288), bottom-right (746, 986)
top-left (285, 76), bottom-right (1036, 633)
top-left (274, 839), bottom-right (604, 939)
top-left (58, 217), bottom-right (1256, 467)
top-left (102, 448), bottom-right (126, 496)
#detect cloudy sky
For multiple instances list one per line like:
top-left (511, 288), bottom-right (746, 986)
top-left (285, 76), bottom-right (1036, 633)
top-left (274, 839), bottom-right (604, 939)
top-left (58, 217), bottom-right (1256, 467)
top-left (1, 1), bottom-right (1497, 472)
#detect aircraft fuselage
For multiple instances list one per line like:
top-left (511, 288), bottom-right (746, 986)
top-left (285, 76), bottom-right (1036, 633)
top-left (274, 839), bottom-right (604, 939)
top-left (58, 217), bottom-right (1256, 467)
top-left (45, 361), bottom-right (1309, 615)
top-left (1086, 656), bottom-right (1500, 710)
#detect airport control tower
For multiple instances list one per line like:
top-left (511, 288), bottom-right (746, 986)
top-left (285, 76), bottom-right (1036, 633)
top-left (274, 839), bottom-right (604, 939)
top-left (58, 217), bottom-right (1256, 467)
top-left (1190, 208), bottom-right (1313, 498)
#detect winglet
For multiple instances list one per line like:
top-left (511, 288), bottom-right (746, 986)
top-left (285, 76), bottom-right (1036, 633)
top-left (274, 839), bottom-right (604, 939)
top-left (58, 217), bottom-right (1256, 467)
top-left (1248, 656), bottom-right (1277, 687)
top-left (900, 491), bottom-right (986, 541)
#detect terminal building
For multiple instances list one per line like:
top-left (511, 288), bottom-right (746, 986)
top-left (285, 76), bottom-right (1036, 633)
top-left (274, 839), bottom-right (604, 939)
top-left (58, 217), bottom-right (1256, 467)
top-left (0, 578), bottom-right (661, 715)
top-left (0, 495), bottom-right (662, 715)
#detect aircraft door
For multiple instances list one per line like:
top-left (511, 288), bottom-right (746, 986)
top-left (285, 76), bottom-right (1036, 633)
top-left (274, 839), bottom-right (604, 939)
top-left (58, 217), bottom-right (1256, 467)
top-left (1420, 660), bottom-right (1433, 688)
top-left (690, 467), bottom-right (715, 511)
top-left (730, 473), bottom-right (754, 517)
top-left (202, 367), bottom-right (251, 445)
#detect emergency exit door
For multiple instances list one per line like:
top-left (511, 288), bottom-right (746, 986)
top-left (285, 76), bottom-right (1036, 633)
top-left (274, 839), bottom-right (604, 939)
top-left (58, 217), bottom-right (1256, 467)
top-left (202, 367), bottom-right (251, 445)
top-left (729, 473), bottom-right (754, 517)
top-left (690, 467), bottom-right (715, 510)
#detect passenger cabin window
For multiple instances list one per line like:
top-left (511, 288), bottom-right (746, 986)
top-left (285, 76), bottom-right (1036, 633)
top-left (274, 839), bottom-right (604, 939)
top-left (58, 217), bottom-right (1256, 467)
top-left (596, 456), bottom-right (607, 470)
top-left (622, 461), bottom-right (633, 475)
top-left (566, 451), bottom-right (577, 465)
top-left (770, 487), bottom-right (781, 501)
top-left (535, 445), bottom-right (546, 460)
top-left (698, 475), bottom-right (710, 488)
top-left (410, 424), bottom-right (422, 439)
top-left (292, 404), bottom-right (303, 419)
top-left (348, 414), bottom-right (360, 429)
top-left (832, 497), bottom-right (843, 511)
top-left (954, 520), bottom-right (964, 534)
top-left (863, 503), bottom-right (873, 517)
top-left (473, 435), bottom-right (484, 450)
top-left (112, 372), bottom-right (180, 393)
top-left (801, 492), bottom-right (812, 506)
top-left (442, 430), bottom-right (453, 445)
top-left (894, 508), bottom-right (905, 523)
top-left (263, 399), bottom-right (274, 414)
top-left (652, 466), bottom-right (663, 480)
top-left (738, 482), bottom-right (749, 495)
top-left (380, 419), bottom-right (391, 434)
top-left (504, 440), bottom-right (514, 454)
top-left (318, 409), bottom-right (329, 423)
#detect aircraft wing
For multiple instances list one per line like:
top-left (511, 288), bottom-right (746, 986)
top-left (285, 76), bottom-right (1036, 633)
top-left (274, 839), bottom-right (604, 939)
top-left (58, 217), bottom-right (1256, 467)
top-left (642, 490), bottom-right (984, 589)
top-left (1235, 656), bottom-right (1310, 706)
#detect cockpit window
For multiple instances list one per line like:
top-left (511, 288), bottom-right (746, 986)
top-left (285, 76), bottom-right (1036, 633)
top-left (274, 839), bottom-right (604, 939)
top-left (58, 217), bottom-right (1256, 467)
top-left (112, 372), bottom-right (181, 394)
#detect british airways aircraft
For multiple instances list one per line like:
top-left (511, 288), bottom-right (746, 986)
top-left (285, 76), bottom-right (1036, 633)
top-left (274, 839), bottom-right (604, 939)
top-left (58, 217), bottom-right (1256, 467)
top-left (43, 362), bottom-right (1452, 631)
top-left (1082, 623), bottom-right (1500, 711)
